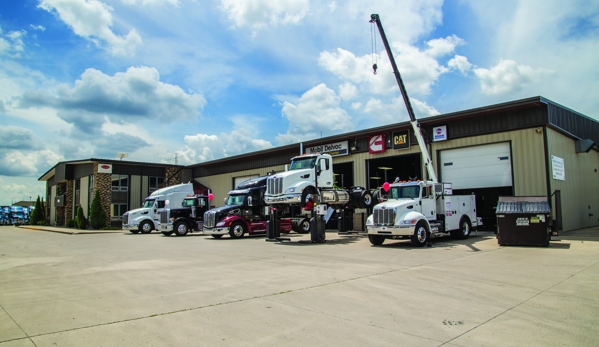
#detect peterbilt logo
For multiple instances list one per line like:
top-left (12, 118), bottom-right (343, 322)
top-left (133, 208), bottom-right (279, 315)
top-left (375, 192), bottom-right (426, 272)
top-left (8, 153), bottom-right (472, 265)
top-left (381, 206), bottom-right (387, 209)
top-left (100, 165), bottom-right (111, 169)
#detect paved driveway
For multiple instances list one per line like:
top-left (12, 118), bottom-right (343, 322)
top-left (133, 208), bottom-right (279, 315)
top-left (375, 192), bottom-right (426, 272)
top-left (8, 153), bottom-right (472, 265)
top-left (1, 226), bottom-right (598, 346)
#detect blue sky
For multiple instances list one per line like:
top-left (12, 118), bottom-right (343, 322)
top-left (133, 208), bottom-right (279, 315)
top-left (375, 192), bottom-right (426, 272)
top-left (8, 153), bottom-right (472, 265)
top-left (1, 0), bottom-right (598, 205)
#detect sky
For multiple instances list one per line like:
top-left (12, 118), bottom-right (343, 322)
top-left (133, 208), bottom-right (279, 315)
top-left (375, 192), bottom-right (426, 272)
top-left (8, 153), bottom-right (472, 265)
top-left (1, 0), bottom-right (598, 205)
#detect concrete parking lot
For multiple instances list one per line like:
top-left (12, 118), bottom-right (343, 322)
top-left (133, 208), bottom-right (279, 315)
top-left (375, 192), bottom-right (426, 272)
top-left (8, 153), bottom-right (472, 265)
top-left (1, 225), bottom-right (598, 347)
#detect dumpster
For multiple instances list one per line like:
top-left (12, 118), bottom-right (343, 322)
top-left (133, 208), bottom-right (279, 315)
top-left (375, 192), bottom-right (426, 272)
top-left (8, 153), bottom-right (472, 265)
top-left (496, 196), bottom-right (551, 247)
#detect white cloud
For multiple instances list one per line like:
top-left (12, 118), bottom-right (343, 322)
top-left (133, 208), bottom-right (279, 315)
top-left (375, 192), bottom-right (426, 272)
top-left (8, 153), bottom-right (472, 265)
top-left (30, 25), bottom-right (46, 31)
top-left (364, 96), bottom-right (439, 126)
top-left (473, 59), bottom-right (551, 96)
top-left (121, 0), bottom-right (180, 5)
top-left (448, 55), bottom-right (472, 75)
top-left (338, 82), bottom-right (357, 100)
top-left (426, 35), bottom-right (465, 57)
top-left (276, 83), bottom-right (353, 144)
top-left (220, 0), bottom-right (309, 32)
top-left (179, 129), bottom-right (272, 163)
top-left (38, 0), bottom-right (142, 56)
top-left (19, 66), bottom-right (206, 134)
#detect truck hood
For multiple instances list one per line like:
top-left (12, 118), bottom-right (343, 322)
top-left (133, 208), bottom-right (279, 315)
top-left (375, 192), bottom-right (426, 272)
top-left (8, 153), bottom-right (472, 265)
top-left (270, 169), bottom-right (314, 189)
top-left (125, 207), bottom-right (151, 216)
top-left (373, 199), bottom-right (417, 211)
top-left (206, 205), bottom-right (241, 215)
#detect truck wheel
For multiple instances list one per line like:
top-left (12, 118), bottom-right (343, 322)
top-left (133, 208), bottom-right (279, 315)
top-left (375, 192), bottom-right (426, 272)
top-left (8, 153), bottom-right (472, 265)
top-left (411, 221), bottom-right (429, 247)
top-left (301, 188), bottom-right (316, 208)
top-left (161, 231), bottom-right (173, 236)
top-left (229, 222), bottom-right (246, 238)
top-left (174, 222), bottom-right (189, 236)
top-left (359, 190), bottom-right (374, 208)
top-left (129, 230), bottom-right (139, 234)
top-left (295, 218), bottom-right (311, 234)
top-left (368, 234), bottom-right (385, 245)
top-left (211, 234), bottom-right (223, 239)
top-left (139, 220), bottom-right (153, 234)
top-left (451, 217), bottom-right (472, 240)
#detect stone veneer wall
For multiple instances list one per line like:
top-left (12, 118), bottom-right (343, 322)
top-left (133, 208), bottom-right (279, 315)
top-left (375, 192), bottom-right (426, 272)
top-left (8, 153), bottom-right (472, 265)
top-left (92, 163), bottom-right (112, 228)
top-left (165, 167), bottom-right (181, 187)
top-left (55, 182), bottom-right (66, 226)
top-left (65, 180), bottom-right (74, 223)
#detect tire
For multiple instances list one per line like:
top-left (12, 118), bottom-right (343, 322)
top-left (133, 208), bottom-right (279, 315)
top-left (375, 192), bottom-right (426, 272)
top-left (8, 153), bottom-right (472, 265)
top-left (161, 231), bottom-right (173, 236)
top-left (229, 221), bottom-right (246, 239)
top-left (129, 230), bottom-right (139, 234)
top-left (211, 234), bottom-right (223, 239)
top-left (368, 234), bottom-right (385, 245)
top-left (411, 221), bottom-right (429, 247)
top-left (359, 190), bottom-right (374, 208)
top-left (301, 188), bottom-right (316, 208)
top-left (139, 220), bottom-right (153, 234)
top-left (174, 222), bottom-right (189, 236)
top-left (451, 217), bottom-right (472, 240)
top-left (295, 218), bottom-right (311, 234)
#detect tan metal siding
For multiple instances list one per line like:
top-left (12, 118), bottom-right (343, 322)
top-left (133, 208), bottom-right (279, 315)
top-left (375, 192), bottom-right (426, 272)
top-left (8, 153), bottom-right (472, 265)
top-left (141, 177), bottom-right (149, 202)
top-left (130, 175), bottom-right (142, 209)
top-left (80, 177), bottom-right (89, 215)
top-left (50, 185), bottom-right (56, 226)
top-left (431, 128), bottom-right (546, 196)
top-left (547, 128), bottom-right (599, 231)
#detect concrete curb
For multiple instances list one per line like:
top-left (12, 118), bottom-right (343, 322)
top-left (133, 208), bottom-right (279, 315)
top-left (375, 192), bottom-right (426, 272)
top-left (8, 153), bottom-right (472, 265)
top-left (16, 225), bottom-right (125, 235)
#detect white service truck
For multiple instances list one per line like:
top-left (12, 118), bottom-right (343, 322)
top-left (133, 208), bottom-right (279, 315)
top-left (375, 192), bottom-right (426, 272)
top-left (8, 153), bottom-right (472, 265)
top-left (366, 14), bottom-right (478, 247)
top-left (122, 183), bottom-right (194, 234)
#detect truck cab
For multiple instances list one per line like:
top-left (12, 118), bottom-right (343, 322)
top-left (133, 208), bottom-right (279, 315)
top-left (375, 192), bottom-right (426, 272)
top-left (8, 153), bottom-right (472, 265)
top-left (158, 195), bottom-right (211, 236)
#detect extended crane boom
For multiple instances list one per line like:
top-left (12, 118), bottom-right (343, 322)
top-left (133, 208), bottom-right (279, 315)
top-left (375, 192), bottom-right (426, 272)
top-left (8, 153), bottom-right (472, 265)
top-left (370, 14), bottom-right (438, 183)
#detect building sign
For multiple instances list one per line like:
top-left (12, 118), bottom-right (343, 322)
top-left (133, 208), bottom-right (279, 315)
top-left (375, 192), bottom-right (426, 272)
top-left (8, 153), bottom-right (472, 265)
top-left (551, 155), bottom-right (565, 181)
top-left (433, 125), bottom-right (447, 142)
top-left (305, 141), bottom-right (349, 157)
top-left (98, 164), bottom-right (113, 174)
top-left (369, 135), bottom-right (385, 154)
top-left (393, 130), bottom-right (410, 150)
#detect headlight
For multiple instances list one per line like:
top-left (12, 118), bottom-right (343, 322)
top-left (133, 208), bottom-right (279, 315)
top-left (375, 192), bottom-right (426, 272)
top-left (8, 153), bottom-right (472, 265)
top-left (216, 221), bottom-right (227, 227)
top-left (285, 188), bottom-right (296, 193)
top-left (399, 219), bottom-right (416, 225)
top-left (366, 219), bottom-right (373, 226)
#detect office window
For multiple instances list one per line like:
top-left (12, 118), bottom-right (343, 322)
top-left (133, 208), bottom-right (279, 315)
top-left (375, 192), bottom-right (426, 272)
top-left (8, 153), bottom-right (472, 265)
top-left (111, 174), bottom-right (129, 191)
top-left (149, 176), bottom-right (165, 193)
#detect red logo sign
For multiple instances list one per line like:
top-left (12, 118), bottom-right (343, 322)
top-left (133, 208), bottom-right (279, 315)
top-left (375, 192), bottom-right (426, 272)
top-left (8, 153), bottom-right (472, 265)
top-left (101, 165), bottom-right (111, 169)
top-left (369, 135), bottom-right (385, 154)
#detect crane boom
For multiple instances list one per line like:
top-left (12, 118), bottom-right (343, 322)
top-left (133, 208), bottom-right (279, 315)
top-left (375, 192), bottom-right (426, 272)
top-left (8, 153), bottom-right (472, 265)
top-left (370, 14), bottom-right (438, 183)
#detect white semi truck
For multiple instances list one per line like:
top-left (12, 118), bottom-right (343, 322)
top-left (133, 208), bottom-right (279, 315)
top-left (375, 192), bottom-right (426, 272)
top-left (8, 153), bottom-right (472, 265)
top-left (366, 14), bottom-right (478, 246)
top-left (122, 183), bottom-right (194, 234)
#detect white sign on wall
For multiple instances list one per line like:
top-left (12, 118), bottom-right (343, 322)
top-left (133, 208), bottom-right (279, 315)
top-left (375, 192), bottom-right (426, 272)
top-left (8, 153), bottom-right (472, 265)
top-left (305, 141), bottom-right (349, 157)
top-left (551, 155), bottom-right (565, 181)
top-left (433, 125), bottom-right (447, 142)
top-left (98, 163), bottom-right (113, 174)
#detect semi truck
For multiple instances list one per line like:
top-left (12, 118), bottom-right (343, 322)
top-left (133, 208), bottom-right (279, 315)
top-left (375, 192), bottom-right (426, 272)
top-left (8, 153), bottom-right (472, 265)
top-left (158, 194), bottom-right (211, 236)
top-left (202, 176), bottom-right (297, 239)
top-left (122, 183), bottom-right (194, 234)
top-left (365, 14), bottom-right (478, 247)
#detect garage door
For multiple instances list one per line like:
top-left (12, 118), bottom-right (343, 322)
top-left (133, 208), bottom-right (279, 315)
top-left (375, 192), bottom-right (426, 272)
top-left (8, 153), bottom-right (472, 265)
top-left (234, 174), bottom-right (259, 189)
top-left (440, 142), bottom-right (512, 189)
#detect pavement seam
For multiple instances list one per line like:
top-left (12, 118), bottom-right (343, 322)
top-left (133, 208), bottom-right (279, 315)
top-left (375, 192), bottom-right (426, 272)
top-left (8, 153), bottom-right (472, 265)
top-left (438, 259), bottom-right (599, 347)
top-left (1, 304), bottom-right (39, 347)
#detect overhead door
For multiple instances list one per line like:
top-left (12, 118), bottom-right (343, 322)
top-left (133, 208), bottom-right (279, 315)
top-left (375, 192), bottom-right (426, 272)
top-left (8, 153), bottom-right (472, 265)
top-left (440, 142), bottom-right (512, 189)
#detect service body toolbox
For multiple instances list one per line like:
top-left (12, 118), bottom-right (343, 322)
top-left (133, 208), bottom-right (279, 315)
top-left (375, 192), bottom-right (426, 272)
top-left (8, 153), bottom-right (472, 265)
top-left (496, 196), bottom-right (551, 247)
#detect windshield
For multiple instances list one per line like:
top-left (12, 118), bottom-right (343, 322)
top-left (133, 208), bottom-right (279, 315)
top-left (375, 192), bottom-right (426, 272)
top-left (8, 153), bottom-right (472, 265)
top-left (142, 199), bottom-right (156, 208)
top-left (289, 157), bottom-right (317, 170)
top-left (389, 186), bottom-right (420, 199)
top-left (226, 194), bottom-right (246, 206)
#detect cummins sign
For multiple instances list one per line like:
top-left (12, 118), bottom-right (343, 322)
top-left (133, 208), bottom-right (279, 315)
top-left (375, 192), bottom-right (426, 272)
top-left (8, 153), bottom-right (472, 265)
top-left (305, 141), bottom-right (349, 157)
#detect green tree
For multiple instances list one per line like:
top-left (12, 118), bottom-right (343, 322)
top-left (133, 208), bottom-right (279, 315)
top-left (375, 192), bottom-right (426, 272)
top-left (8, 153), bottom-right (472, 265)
top-left (75, 205), bottom-right (87, 229)
top-left (89, 190), bottom-right (107, 229)
top-left (31, 196), bottom-right (44, 225)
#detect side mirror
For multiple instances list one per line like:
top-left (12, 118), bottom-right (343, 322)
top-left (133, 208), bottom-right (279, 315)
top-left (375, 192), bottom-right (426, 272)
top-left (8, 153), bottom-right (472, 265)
top-left (224, 197), bottom-right (227, 205)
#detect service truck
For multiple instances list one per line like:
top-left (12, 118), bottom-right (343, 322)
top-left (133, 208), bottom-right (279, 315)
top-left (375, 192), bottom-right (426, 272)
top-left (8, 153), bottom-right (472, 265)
top-left (158, 194), bottom-right (211, 236)
top-left (122, 183), bottom-right (194, 234)
top-left (365, 14), bottom-right (478, 247)
top-left (203, 176), bottom-right (297, 239)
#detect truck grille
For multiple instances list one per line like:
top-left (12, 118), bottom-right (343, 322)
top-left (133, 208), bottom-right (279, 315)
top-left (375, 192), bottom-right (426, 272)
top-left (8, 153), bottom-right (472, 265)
top-left (160, 210), bottom-right (169, 224)
top-left (122, 213), bottom-right (128, 225)
top-left (267, 177), bottom-right (283, 195)
top-left (373, 208), bottom-right (395, 226)
top-left (204, 211), bottom-right (216, 228)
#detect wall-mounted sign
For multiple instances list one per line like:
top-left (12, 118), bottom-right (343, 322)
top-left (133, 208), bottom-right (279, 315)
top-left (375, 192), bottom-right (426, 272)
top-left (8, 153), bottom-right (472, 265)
top-left (433, 125), bottom-right (447, 142)
top-left (393, 130), bottom-right (410, 150)
top-left (369, 135), bottom-right (385, 154)
top-left (305, 141), bottom-right (349, 157)
top-left (551, 155), bottom-right (565, 181)
top-left (98, 163), bottom-right (113, 174)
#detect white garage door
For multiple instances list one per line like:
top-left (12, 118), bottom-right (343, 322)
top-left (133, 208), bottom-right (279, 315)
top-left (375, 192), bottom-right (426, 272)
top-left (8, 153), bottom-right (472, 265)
top-left (440, 142), bottom-right (513, 189)
top-left (234, 174), bottom-right (259, 189)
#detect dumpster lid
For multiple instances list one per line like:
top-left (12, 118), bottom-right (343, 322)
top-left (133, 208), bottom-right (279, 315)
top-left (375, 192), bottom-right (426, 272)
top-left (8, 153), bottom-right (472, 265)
top-left (496, 196), bottom-right (550, 214)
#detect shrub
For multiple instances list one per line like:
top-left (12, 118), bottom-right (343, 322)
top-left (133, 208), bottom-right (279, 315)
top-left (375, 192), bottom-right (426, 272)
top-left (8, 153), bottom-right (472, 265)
top-left (31, 196), bottom-right (44, 226)
top-left (89, 190), bottom-right (107, 229)
top-left (66, 219), bottom-right (76, 228)
top-left (75, 205), bottom-right (87, 229)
